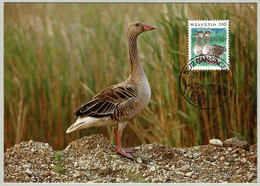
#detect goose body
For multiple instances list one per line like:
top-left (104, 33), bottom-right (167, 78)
top-left (202, 31), bottom-right (226, 58)
top-left (66, 22), bottom-right (155, 159)
top-left (193, 31), bottom-right (204, 56)
top-left (67, 79), bottom-right (150, 132)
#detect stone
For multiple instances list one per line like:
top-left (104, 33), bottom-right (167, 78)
top-left (136, 157), bottom-right (142, 164)
top-left (116, 178), bottom-right (122, 183)
top-left (73, 171), bottom-right (81, 178)
top-left (185, 172), bottom-right (193, 177)
top-left (176, 171), bottom-right (185, 176)
top-left (180, 164), bottom-right (190, 171)
top-left (224, 162), bottom-right (230, 166)
top-left (220, 156), bottom-right (225, 161)
top-left (223, 137), bottom-right (249, 150)
top-left (236, 168), bottom-right (246, 175)
top-left (140, 155), bottom-right (152, 161)
top-left (28, 140), bottom-right (34, 145)
top-left (209, 139), bottom-right (223, 147)
top-left (152, 178), bottom-right (159, 183)
top-left (149, 166), bottom-right (156, 172)
top-left (213, 155), bottom-right (218, 160)
top-left (25, 169), bottom-right (33, 176)
top-left (193, 153), bottom-right (201, 158)
top-left (22, 164), bottom-right (31, 168)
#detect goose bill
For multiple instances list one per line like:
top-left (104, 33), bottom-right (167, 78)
top-left (143, 24), bottom-right (156, 32)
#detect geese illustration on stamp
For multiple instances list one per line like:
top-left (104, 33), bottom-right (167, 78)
top-left (202, 30), bottom-right (226, 63)
top-left (193, 30), bottom-right (204, 56)
top-left (66, 22), bottom-right (156, 159)
top-left (193, 30), bottom-right (204, 63)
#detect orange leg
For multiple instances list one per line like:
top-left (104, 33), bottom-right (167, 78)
top-left (114, 127), bottom-right (133, 159)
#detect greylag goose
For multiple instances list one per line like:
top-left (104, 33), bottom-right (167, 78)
top-left (193, 30), bottom-right (204, 56)
top-left (202, 31), bottom-right (226, 62)
top-left (66, 22), bottom-right (156, 159)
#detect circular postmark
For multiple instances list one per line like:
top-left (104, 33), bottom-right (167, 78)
top-left (179, 55), bottom-right (234, 109)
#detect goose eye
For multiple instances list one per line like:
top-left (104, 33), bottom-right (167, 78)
top-left (136, 23), bottom-right (139, 26)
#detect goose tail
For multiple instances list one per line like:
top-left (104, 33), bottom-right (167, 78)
top-left (66, 117), bottom-right (100, 133)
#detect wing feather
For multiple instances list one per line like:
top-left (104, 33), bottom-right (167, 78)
top-left (74, 84), bottom-right (138, 118)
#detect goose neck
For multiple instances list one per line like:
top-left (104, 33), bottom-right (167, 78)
top-left (196, 37), bottom-right (203, 46)
top-left (128, 35), bottom-right (145, 79)
top-left (205, 37), bottom-right (210, 45)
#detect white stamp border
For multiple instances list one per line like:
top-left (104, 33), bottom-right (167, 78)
top-left (188, 20), bottom-right (229, 71)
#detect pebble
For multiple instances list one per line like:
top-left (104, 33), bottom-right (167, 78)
top-left (185, 172), bottom-right (193, 177)
top-left (22, 164), bottom-right (31, 168)
top-left (193, 153), bottom-right (201, 158)
top-left (141, 155), bottom-right (152, 161)
top-left (192, 175), bottom-right (197, 179)
top-left (213, 155), bottom-right (218, 160)
top-left (176, 171), bottom-right (185, 176)
top-left (220, 156), bottom-right (225, 161)
top-left (236, 168), bottom-right (246, 175)
top-left (152, 178), bottom-right (159, 183)
top-left (149, 166), bottom-right (156, 172)
top-left (136, 157), bottom-right (142, 164)
top-left (209, 139), bottom-right (223, 147)
top-left (116, 178), bottom-right (122, 183)
top-left (73, 171), bottom-right (81, 178)
top-left (224, 162), bottom-right (230, 166)
top-left (223, 137), bottom-right (249, 150)
top-left (74, 162), bottom-right (78, 167)
top-left (180, 164), bottom-right (190, 171)
top-left (25, 169), bottom-right (33, 176)
top-left (28, 140), bottom-right (34, 145)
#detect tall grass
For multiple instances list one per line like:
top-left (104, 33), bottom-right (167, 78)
top-left (4, 3), bottom-right (257, 150)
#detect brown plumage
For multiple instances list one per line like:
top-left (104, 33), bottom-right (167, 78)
top-left (74, 85), bottom-right (138, 119)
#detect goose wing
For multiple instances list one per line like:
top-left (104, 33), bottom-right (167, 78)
top-left (211, 45), bottom-right (226, 56)
top-left (74, 84), bottom-right (138, 118)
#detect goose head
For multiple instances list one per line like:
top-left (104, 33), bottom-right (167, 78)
top-left (128, 22), bottom-right (156, 37)
top-left (194, 30), bottom-right (204, 38)
top-left (203, 31), bottom-right (211, 39)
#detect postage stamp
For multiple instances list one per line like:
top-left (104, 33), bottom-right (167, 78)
top-left (188, 20), bottom-right (229, 70)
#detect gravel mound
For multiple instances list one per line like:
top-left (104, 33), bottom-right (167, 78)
top-left (4, 134), bottom-right (257, 183)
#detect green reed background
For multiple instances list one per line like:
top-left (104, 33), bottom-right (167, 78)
top-left (4, 3), bottom-right (257, 150)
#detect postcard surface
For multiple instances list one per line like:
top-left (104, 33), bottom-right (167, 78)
top-left (3, 3), bottom-right (257, 183)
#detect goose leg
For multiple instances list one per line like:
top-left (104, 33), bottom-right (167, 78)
top-left (114, 127), bottom-right (133, 159)
top-left (116, 130), bottom-right (134, 159)
top-left (114, 127), bottom-right (133, 153)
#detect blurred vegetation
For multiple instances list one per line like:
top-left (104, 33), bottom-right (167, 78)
top-left (4, 3), bottom-right (257, 151)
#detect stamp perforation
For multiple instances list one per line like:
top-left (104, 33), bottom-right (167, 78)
top-left (188, 20), bottom-right (229, 71)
